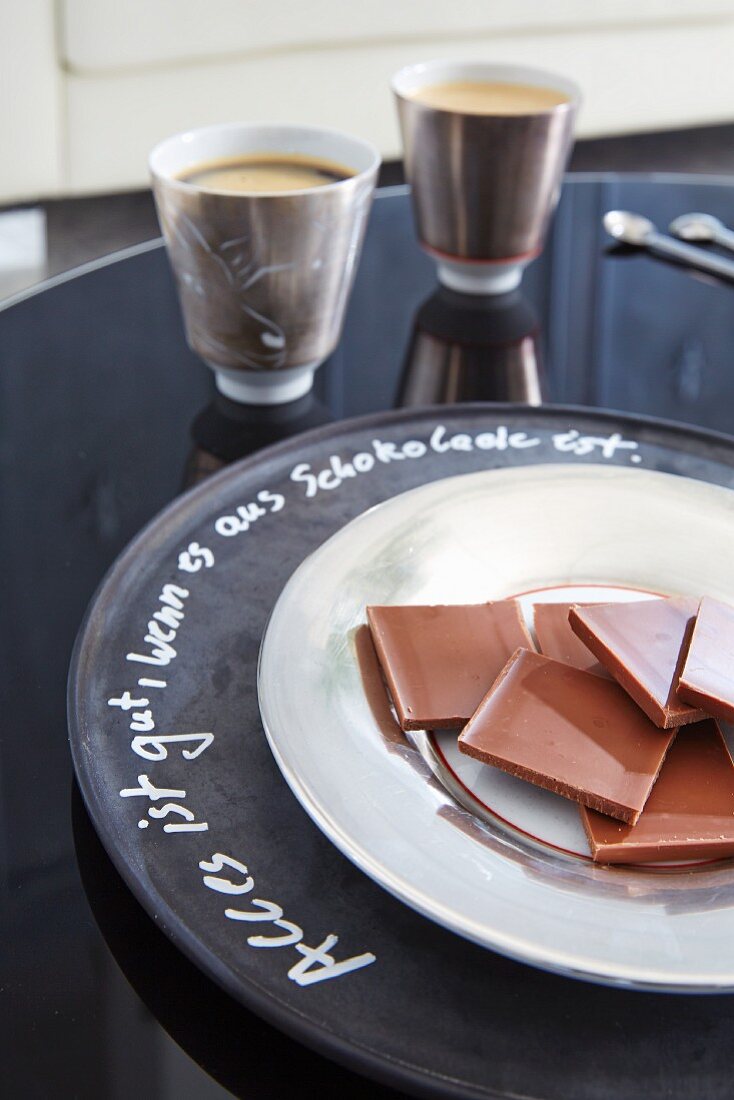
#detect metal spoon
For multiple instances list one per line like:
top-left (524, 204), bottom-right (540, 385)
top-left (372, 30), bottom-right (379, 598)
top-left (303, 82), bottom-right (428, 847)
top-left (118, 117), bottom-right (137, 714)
top-left (603, 210), bottom-right (734, 281)
top-left (669, 212), bottom-right (734, 253)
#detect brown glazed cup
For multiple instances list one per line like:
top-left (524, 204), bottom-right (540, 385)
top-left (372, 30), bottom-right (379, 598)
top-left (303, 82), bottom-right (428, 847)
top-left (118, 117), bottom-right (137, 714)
top-left (150, 124), bottom-right (380, 404)
top-left (393, 61), bottom-right (580, 294)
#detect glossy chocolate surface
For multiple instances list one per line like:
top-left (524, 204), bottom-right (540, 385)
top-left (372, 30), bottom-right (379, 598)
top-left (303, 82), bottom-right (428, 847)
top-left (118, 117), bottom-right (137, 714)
top-left (581, 719), bottom-right (734, 863)
top-left (458, 649), bottom-right (675, 823)
top-left (569, 597), bottom-right (705, 728)
top-left (678, 597), bottom-right (734, 723)
top-left (533, 602), bottom-right (607, 674)
top-left (366, 601), bottom-right (534, 730)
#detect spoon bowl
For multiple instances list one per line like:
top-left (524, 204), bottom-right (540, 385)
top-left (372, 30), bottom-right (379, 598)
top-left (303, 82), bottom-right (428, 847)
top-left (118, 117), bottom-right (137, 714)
top-left (603, 210), bottom-right (656, 246)
top-left (669, 213), bottom-right (722, 242)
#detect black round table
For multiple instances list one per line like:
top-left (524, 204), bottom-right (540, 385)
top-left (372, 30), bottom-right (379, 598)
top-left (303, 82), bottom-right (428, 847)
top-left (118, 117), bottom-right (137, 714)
top-left (4, 175), bottom-right (734, 1100)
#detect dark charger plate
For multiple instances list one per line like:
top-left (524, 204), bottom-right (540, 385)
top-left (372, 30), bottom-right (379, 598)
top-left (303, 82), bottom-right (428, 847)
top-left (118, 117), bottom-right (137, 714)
top-left (68, 403), bottom-right (734, 1100)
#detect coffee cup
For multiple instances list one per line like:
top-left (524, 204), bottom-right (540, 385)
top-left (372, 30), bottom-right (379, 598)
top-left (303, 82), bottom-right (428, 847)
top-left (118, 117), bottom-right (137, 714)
top-left (150, 123), bottom-right (380, 403)
top-left (393, 61), bottom-right (580, 295)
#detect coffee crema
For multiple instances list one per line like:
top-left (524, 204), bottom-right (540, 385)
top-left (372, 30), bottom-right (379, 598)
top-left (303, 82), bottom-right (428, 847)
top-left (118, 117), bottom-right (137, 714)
top-left (177, 152), bottom-right (356, 193)
top-left (408, 80), bottom-right (569, 115)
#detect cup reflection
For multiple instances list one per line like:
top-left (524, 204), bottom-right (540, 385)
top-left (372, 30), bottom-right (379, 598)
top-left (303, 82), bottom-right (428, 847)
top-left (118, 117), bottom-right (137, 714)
top-left (183, 390), bottom-right (332, 488)
top-left (398, 285), bottom-right (544, 407)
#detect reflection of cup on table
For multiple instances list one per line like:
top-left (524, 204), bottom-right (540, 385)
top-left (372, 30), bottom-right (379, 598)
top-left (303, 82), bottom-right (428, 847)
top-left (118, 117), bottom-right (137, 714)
top-left (393, 61), bottom-right (579, 295)
top-left (399, 286), bottom-right (543, 406)
top-left (150, 123), bottom-right (380, 404)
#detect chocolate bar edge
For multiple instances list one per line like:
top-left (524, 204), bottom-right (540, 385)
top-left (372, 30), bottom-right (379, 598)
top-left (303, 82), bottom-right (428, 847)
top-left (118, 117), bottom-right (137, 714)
top-left (580, 801), bottom-right (734, 863)
top-left (365, 605), bottom-right (412, 730)
top-left (457, 734), bottom-right (640, 825)
top-left (568, 607), bottom-right (703, 729)
top-left (677, 680), bottom-right (734, 725)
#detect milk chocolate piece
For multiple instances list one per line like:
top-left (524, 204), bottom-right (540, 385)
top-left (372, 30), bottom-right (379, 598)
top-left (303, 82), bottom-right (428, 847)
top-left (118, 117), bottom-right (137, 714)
top-left (678, 597), bottom-right (734, 722)
top-left (533, 602), bottom-right (608, 675)
top-left (366, 601), bottom-right (534, 731)
top-left (569, 597), bottom-right (705, 728)
top-left (458, 649), bottom-right (675, 823)
top-left (581, 719), bottom-right (734, 863)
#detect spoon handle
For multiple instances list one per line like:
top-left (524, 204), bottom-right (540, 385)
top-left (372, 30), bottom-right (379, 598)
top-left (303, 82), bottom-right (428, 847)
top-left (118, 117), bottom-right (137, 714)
top-left (713, 226), bottom-right (734, 254)
top-left (646, 231), bottom-right (734, 281)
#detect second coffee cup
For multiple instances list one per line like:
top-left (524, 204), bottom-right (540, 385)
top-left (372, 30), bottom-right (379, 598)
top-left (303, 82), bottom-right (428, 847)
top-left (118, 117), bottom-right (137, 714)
top-left (393, 60), bottom-right (580, 294)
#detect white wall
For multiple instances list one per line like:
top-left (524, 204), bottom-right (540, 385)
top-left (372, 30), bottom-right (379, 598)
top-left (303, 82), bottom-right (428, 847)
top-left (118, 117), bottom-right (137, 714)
top-left (0, 2), bottom-right (62, 201)
top-left (4, 1), bottom-right (734, 202)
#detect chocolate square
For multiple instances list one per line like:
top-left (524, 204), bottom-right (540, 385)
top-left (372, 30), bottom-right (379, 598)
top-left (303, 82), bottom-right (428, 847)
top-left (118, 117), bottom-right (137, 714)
top-left (569, 597), bottom-right (705, 728)
top-left (581, 719), bottom-right (734, 863)
top-left (678, 597), bottom-right (734, 723)
top-left (366, 600), bottom-right (534, 730)
top-left (457, 649), bottom-right (675, 823)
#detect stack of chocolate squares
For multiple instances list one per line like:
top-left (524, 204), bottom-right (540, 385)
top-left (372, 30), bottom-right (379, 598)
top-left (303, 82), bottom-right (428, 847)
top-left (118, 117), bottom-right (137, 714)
top-left (366, 596), bottom-right (734, 864)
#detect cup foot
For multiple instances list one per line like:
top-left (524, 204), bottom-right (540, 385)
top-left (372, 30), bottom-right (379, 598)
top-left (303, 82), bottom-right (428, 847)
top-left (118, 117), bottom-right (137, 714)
top-left (212, 364), bottom-right (316, 405)
top-left (437, 258), bottom-right (524, 296)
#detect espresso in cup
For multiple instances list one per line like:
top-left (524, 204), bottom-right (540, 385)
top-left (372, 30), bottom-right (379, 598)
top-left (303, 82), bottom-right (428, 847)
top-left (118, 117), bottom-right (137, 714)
top-left (178, 152), bottom-right (356, 194)
top-left (407, 80), bottom-right (570, 115)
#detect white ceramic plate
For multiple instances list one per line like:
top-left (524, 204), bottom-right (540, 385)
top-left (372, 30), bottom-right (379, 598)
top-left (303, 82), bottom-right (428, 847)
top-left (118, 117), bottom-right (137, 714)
top-left (258, 464), bottom-right (734, 989)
